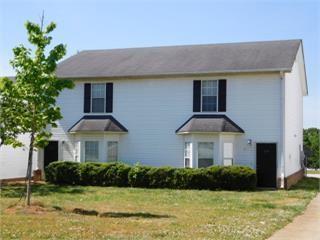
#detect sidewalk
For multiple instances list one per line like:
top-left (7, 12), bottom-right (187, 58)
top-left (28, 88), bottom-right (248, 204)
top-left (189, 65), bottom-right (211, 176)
top-left (268, 193), bottom-right (320, 240)
top-left (307, 173), bottom-right (320, 179)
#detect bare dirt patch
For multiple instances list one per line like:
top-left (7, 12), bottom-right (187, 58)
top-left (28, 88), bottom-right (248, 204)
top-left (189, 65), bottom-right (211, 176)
top-left (4, 201), bottom-right (60, 215)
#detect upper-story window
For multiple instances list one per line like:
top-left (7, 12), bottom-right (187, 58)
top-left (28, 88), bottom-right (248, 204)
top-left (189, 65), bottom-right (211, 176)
top-left (92, 83), bottom-right (106, 113)
top-left (201, 80), bottom-right (218, 112)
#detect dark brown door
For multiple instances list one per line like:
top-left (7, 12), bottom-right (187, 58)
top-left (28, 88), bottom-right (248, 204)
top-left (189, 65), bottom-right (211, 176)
top-left (256, 143), bottom-right (277, 188)
top-left (44, 141), bottom-right (59, 168)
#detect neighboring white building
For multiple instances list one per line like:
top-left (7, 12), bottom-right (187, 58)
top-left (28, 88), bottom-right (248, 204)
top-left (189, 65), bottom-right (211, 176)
top-left (0, 40), bottom-right (307, 188)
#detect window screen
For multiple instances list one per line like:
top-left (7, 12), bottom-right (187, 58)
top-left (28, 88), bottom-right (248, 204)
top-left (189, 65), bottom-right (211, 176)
top-left (92, 84), bottom-right (105, 113)
top-left (223, 142), bottom-right (233, 166)
top-left (198, 142), bottom-right (214, 168)
top-left (108, 141), bottom-right (118, 162)
top-left (85, 141), bottom-right (99, 162)
top-left (202, 80), bottom-right (218, 112)
top-left (184, 142), bottom-right (192, 168)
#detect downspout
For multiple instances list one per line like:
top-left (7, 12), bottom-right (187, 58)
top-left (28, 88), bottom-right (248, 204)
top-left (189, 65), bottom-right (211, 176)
top-left (280, 71), bottom-right (286, 188)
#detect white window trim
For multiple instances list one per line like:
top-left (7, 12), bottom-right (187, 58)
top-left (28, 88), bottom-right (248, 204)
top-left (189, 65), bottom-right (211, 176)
top-left (200, 80), bottom-right (219, 112)
top-left (91, 83), bottom-right (106, 113)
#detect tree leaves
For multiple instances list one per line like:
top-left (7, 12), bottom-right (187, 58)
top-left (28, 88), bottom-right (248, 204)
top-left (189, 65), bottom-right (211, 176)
top-left (1, 20), bottom-right (74, 149)
top-left (0, 77), bottom-right (24, 147)
top-left (304, 128), bottom-right (320, 169)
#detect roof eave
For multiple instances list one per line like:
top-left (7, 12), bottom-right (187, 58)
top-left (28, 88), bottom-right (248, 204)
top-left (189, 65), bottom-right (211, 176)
top-left (69, 130), bottom-right (128, 134)
top-left (299, 40), bottom-right (309, 96)
top-left (176, 131), bottom-right (244, 135)
top-left (57, 68), bottom-right (292, 80)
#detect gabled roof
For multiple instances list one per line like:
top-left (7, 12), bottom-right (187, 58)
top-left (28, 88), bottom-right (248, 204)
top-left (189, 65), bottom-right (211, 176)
top-left (69, 115), bottom-right (128, 133)
top-left (57, 40), bottom-right (301, 79)
top-left (176, 115), bottom-right (244, 134)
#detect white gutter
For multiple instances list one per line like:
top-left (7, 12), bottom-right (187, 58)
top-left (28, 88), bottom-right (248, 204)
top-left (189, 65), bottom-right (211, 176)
top-left (280, 71), bottom-right (286, 188)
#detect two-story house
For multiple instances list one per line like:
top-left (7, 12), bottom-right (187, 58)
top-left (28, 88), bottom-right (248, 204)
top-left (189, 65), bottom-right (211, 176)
top-left (0, 40), bottom-right (307, 188)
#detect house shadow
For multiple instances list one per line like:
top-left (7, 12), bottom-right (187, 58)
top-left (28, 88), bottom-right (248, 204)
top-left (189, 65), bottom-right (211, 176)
top-left (99, 211), bottom-right (173, 219)
top-left (1, 184), bottom-right (84, 198)
top-left (289, 177), bottom-right (319, 191)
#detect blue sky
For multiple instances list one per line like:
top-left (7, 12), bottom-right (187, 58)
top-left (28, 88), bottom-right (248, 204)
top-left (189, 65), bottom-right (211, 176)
top-left (0, 0), bottom-right (319, 127)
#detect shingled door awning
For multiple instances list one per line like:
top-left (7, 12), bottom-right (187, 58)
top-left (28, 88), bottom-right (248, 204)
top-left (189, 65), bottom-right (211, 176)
top-left (69, 115), bottom-right (128, 133)
top-left (176, 115), bottom-right (244, 134)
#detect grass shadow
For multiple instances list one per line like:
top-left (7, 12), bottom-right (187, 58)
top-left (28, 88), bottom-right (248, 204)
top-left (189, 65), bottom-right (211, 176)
top-left (99, 211), bottom-right (173, 219)
top-left (290, 177), bottom-right (319, 191)
top-left (1, 184), bottom-right (85, 198)
top-left (69, 206), bottom-right (174, 219)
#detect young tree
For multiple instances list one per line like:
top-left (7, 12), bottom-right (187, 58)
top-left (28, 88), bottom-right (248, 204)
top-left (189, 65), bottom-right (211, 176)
top-left (10, 20), bottom-right (74, 205)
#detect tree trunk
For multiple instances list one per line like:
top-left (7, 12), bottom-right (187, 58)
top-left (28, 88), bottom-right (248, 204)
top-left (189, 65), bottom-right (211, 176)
top-left (26, 132), bottom-right (35, 206)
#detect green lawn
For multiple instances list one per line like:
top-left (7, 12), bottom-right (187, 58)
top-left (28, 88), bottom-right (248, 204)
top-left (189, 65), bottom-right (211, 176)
top-left (307, 169), bottom-right (320, 174)
top-left (0, 177), bottom-right (318, 240)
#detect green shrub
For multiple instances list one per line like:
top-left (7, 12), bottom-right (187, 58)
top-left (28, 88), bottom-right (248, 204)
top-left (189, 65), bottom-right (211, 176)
top-left (46, 161), bottom-right (256, 190)
top-left (147, 167), bottom-right (176, 188)
top-left (172, 168), bottom-right (194, 189)
top-left (79, 162), bottom-right (102, 185)
top-left (79, 162), bottom-right (130, 187)
top-left (99, 162), bottom-right (131, 187)
top-left (128, 165), bottom-right (152, 188)
top-left (45, 161), bottom-right (80, 185)
top-left (218, 166), bottom-right (257, 190)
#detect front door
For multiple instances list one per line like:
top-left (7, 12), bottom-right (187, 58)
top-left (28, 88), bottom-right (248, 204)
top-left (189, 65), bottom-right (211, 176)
top-left (256, 143), bottom-right (277, 188)
top-left (44, 141), bottom-right (59, 168)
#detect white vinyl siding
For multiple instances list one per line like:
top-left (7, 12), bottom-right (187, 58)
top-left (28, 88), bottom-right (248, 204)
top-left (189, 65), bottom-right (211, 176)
top-left (201, 80), bottom-right (218, 112)
top-left (198, 142), bottom-right (214, 167)
top-left (85, 141), bottom-right (99, 162)
top-left (283, 45), bottom-right (305, 176)
top-left (45, 73), bottom-right (282, 171)
top-left (107, 141), bottom-right (118, 162)
top-left (184, 142), bottom-right (192, 168)
top-left (91, 83), bottom-right (105, 113)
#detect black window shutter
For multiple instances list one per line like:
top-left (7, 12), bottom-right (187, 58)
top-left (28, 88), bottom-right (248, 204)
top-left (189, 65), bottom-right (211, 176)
top-left (84, 83), bottom-right (91, 113)
top-left (193, 80), bottom-right (201, 112)
top-left (218, 79), bottom-right (227, 112)
top-left (106, 83), bottom-right (113, 113)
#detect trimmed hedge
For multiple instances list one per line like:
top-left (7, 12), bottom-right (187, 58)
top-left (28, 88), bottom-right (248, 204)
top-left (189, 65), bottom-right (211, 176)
top-left (45, 161), bottom-right (80, 185)
top-left (45, 161), bottom-right (256, 190)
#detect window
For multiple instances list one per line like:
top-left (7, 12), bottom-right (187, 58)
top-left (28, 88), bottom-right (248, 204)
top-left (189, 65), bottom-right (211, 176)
top-left (85, 141), bottom-right (99, 162)
top-left (108, 141), bottom-right (118, 162)
top-left (201, 80), bottom-right (218, 112)
top-left (198, 142), bottom-right (214, 168)
top-left (223, 142), bottom-right (233, 166)
top-left (92, 83), bottom-right (105, 113)
top-left (184, 142), bottom-right (192, 168)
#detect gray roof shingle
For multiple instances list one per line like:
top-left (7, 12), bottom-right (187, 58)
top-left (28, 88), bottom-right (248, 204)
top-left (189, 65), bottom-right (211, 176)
top-left (176, 115), bottom-right (244, 134)
top-left (69, 115), bottom-right (128, 133)
top-left (57, 40), bottom-right (301, 79)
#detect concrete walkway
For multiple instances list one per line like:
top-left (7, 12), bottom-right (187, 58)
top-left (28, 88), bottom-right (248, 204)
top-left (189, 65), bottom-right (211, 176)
top-left (268, 193), bottom-right (320, 240)
top-left (307, 173), bottom-right (320, 179)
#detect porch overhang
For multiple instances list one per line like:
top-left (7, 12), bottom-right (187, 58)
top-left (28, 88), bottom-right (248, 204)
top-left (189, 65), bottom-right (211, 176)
top-left (176, 114), bottom-right (244, 135)
top-left (68, 115), bottom-right (128, 134)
